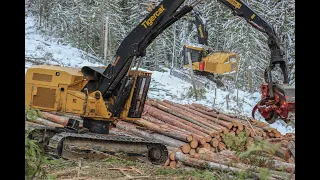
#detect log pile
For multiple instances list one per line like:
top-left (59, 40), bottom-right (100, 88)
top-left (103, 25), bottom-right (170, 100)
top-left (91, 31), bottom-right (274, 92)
top-left (137, 99), bottom-right (294, 178)
top-left (25, 99), bottom-right (295, 178)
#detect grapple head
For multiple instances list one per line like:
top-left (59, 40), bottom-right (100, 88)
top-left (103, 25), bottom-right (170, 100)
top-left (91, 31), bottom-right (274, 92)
top-left (252, 83), bottom-right (295, 124)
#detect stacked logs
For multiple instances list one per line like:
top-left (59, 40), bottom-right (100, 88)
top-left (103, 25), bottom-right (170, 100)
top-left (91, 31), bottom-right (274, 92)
top-left (25, 111), bottom-right (83, 128)
top-left (25, 99), bottom-right (295, 177)
top-left (132, 99), bottom-right (295, 176)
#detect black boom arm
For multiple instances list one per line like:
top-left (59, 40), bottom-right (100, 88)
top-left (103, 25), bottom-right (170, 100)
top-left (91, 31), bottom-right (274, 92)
top-left (217, 0), bottom-right (289, 88)
top-left (192, 10), bottom-right (209, 46)
top-left (81, 0), bottom-right (192, 99)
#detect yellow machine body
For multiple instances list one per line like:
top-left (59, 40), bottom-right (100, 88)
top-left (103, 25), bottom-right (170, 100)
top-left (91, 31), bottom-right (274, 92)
top-left (183, 45), bottom-right (239, 74)
top-left (25, 65), bottom-right (151, 122)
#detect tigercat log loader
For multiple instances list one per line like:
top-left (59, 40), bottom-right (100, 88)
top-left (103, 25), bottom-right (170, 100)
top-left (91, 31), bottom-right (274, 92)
top-left (25, 0), bottom-right (295, 163)
top-left (181, 10), bottom-right (239, 87)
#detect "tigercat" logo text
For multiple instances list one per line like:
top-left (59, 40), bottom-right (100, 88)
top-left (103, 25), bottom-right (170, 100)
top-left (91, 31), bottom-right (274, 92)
top-left (198, 25), bottom-right (204, 38)
top-left (141, 4), bottom-right (165, 28)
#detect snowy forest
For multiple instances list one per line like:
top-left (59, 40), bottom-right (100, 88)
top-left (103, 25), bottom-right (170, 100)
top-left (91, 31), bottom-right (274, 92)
top-left (25, 0), bottom-right (295, 92)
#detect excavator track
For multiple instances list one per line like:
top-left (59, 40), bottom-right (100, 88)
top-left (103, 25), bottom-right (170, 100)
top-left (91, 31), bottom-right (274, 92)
top-left (46, 132), bottom-right (168, 165)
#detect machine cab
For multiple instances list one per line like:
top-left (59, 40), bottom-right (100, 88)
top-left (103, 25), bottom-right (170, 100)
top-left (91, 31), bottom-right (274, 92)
top-left (183, 44), bottom-right (206, 66)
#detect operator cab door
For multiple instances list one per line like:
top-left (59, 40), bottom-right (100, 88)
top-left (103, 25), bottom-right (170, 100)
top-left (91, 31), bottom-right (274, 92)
top-left (183, 46), bottom-right (203, 66)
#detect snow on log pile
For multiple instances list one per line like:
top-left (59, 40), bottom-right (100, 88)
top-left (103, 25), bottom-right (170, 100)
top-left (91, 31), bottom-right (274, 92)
top-left (25, 99), bottom-right (295, 178)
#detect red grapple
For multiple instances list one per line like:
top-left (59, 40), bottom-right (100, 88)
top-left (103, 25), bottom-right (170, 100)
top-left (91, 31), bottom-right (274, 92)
top-left (252, 83), bottom-right (295, 124)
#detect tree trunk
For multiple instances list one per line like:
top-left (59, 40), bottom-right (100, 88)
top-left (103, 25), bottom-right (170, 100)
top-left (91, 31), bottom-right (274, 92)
top-left (186, 52), bottom-right (198, 100)
top-left (77, 7), bottom-right (81, 49)
top-left (104, 16), bottom-right (109, 63)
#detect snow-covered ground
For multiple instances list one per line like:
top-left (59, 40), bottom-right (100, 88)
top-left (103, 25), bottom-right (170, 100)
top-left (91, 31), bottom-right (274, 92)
top-left (25, 15), bottom-right (294, 135)
top-left (25, 16), bottom-right (102, 73)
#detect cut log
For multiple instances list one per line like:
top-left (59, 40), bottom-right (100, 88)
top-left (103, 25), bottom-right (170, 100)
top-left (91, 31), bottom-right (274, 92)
top-left (191, 103), bottom-right (213, 111)
top-left (26, 117), bottom-right (64, 128)
top-left (218, 150), bottom-right (239, 162)
top-left (287, 141), bottom-right (295, 158)
top-left (222, 128), bottom-right (229, 134)
top-left (39, 112), bottom-right (69, 126)
top-left (159, 100), bottom-right (222, 131)
top-left (169, 160), bottom-right (177, 168)
top-left (209, 131), bottom-right (215, 137)
top-left (201, 143), bottom-right (211, 151)
top-left (262, 132), bottom-right (267, 138)
top-left (174, 152), bottom-right (251, 177)
top-left (205, 135), bottom-right (212, 143)
top-left (116, 121), bottom-right (186, 148)
top-left (165, 159), bottom-right (170, 166)
top-left (196, 148), bottom-right (234, 163)
top-left (231, 161), bottom-right (294, 179)
top-left (134, 119), bottom-right (192, 143)
top-left (215, 135), bottom-right (222, 142)
top-left (144, 114), bottom-right (193, 135)
top-left (218, 142), bottom-right (226, 151)
top-left (190, 140), bottom-right (199, 149)
top-left (288, 156), bottom-right (295, 164)
top-left (237, 123), bottom-right (244, 131)
top-left (210, 138), bottom-right (219, 148)
top-left (268, 132), bottom-right (275, 138)
top-left (232, 121), bottom-right (238, 127)
top-left (186, 135), bottom-right (193, 142)
top-left (142, 115), bottom-right (166, 125)
top-left (274, 131), bottom-right (282, 138)
top-left (229, 130), bottom-right (236, 136)
top-left (143, 115), bottom-right (190, 134)
top-left (144, 105), bottom-right (207, 137)
top-left (253, 156), bottom-right (295, 173)
top-left (250, 129), bottom-right (255, 137)
top-left (186, 105), bottom-right (233, 129)
top-left (189, 149), bottom-right (196, 156)
top-left (149, 102), bottom-right (213, 135)
top-left (165, 101), bottom-right (225, 130)
top-left (181, 144), bottom-right (191, 154)
top-left (25, 121), bottom-right (54, 130)
top-left (189, 104), bottom-right (234, 123)
top-left (169, 152), bottom-right (176, 161)
top-left (199, 137), bottom-right (207, 145)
